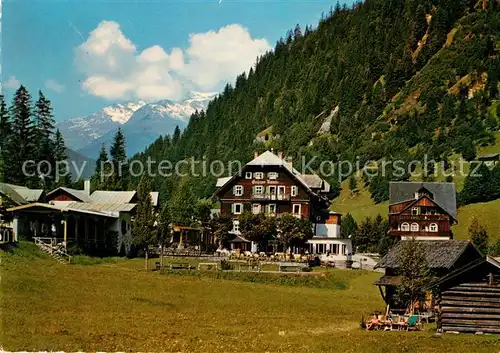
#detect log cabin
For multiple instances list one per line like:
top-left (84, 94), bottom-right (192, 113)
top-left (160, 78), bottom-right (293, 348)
top-left (375, 240), bottom-right (483, 311)
top-left (388, 182), bottom-right (457, 240)
top-left (213, 150), bottom-right (352, 256)
top-left (430, 256), bottom-right (500, 334)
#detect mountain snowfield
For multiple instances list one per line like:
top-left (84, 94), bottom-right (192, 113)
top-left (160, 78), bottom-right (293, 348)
top-left (57, 92), bottom-right (217, 157)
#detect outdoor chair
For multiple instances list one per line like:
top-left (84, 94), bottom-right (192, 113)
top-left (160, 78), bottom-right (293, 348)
top-left (406, 315), bottom-right (421, 331)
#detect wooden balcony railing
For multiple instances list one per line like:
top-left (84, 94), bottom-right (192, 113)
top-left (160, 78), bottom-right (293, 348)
top-left (251, 194), bottom-right (291, 201)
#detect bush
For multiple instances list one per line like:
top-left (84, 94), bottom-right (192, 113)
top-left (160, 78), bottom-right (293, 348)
top-left (220, 259), bottom-right (233, 270)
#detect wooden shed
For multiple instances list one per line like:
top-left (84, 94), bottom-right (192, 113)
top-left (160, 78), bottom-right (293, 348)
top-left (431, 256), bottom-right (500, 334)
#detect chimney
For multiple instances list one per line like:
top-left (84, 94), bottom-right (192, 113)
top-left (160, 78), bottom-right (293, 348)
top-left (84, 179), bottom-right (91, 195)
top-left (254, 151), bottom-right (259, 159)
top-left (278, 151), bottom-right (284, 159)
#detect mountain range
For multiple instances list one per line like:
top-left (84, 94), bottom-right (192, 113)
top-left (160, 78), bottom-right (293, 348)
top-left (57, 92), bottom-right (217, 158)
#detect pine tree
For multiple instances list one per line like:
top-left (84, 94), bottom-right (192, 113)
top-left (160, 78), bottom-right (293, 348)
top-left (132, 175), bottom-right (156, 270)
top-left (5, 85), bottom-right (37, 186)
top-left (394, 238), bottom-right (432, 313)
top-left (468, 217), bottom-right (489, 255)
top-left (0, 95), bottom-right (11, 182)
top-left (92, 144), bottom-right (110, 190)
top-left (34, 91), bottom-right (56, 188)
top-left (53, 129), bottom-right (72, 187)
top-left (109, 128), bottom-right (128, 190)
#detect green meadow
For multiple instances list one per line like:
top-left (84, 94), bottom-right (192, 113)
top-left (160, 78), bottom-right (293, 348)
top-left (2, 243), bottom-right (499, 352)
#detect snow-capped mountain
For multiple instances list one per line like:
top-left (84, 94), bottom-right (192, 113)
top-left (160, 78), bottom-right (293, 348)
top-left (57, 101), bottom-right (146, 150)
top-left (71, 91), bottom-right (217, 158)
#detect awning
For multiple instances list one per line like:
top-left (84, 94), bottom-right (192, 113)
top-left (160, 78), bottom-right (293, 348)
top-left (229, 235), bottom-right (251, 243)
top-left (7, 202), bottom-right (117, 218)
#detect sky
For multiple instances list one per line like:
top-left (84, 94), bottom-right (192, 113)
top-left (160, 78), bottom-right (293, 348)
top-left (2, 0), bottom-right (354, 122)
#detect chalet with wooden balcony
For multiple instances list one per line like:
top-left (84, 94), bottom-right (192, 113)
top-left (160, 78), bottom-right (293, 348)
top-left (388, 182), bottom-right (457, 240)
top-left (214, 150), bottom-right (351, 256)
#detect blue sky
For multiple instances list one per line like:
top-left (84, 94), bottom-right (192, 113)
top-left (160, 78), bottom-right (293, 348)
top-left (2, 0), bottom-right (354, 122)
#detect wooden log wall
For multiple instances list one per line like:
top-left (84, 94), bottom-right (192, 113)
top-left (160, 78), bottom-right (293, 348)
top-left (441, 282), bottom-right (500, 334)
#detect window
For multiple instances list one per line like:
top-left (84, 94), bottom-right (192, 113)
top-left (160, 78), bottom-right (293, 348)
top-left (401, 222), bottom-right (410, 231)
top-left (268, 172), bottom-right (278, 180)
top-left (121, 220), bottom-right (127, 234)
top-left (245, 172), bottom-right (252, 179)
top-left (232, 203), bottom-right (243, 215)
top-left (342, 244), bottom-right (347, 255)
top-left (268, 204), bottom-right (277, 214)
top-left (291, 186), bottom-right (298, 197)
top-left (292, 204), bottom-right (301, 215)
top-left (234, 185), bottom-right (244, 196)
top-left (278, 186), bottom-right (286, 196)
top-left (252, 204), bottom-right (262, 214)
top-left (233, 220), bottom-right (240, 233)
top-left (254, 172), bottom-right (264, 180)
top-left (253, 185), bottom-right (264, 195)
top-left (411, 207), bottom-right (420, 215)
top-left (430, 223), bottom-right (438, 232)
top-left (411, 223), bottom-right (419, 232)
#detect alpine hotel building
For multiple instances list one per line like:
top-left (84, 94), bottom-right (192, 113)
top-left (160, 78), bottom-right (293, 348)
top-left (213, 150), bottom-right (352, 257)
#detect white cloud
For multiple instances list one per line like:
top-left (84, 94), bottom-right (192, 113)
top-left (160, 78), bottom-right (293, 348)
top-left (4, 76), bottom-right (20, 89)
top-left (76, 21), bottom-right (270, 101)
top-left (45, 79), bottom-right (66, 93)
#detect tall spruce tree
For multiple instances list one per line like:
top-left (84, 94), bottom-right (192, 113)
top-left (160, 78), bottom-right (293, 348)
top-left (0, 95), bottom-right (11, 181)
top-left (132, 175), bottom-right (156, 270)
top-left (34, 91), bottom-right (56, 188)
top-left (92, 144), bottom-right (110, 190)
top-left (53, 129), bottom-right (72, 187)
top-left (5, 85), bottom-right (37, 186)
top-left (109, 128), bottom-right (128, 190)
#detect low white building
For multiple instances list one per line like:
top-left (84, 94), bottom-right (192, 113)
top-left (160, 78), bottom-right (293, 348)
top-left (307, 211), bottom-right (352, 261)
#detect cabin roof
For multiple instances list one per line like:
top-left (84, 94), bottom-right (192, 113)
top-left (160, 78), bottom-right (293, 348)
top-left (89, 190), bottom-right (158, 206)
top-left (376, 240), bottom-right (473, 270)
top-left (0, 182), bottom-right (44, 205)
top-left (46, 187), bottom-right (92, 202)
top-left (67, 202), bottom-right (136, 213)
top-left (389, 182), bottom-right (456, 219)
top-left (428, 256), bottom-right (500, 289)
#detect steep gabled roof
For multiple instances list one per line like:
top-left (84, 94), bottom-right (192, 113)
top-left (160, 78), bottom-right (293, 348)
top-left (376, 240), bottom-right (476, 270)
top-left (389, 182), bottom-right (457, 219)
top-left (214, 151), bottom-right (329, 197)
top-left (46, 187), bottom-right (92, 202)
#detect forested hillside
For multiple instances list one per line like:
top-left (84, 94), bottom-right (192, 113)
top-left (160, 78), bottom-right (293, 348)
top-left (132, 0), bottom-right (500, 205)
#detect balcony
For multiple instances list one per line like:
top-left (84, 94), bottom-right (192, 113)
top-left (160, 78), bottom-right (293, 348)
top-left (251, 194), bottom-right (291, 201)
top-left (389, 230), bottom-right (451, 238)
top-left (391, 214), bottom-right (450, 221)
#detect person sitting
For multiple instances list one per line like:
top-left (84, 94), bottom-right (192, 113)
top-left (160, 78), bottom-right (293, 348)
top-left (366, 314), bottom-right (380, 331)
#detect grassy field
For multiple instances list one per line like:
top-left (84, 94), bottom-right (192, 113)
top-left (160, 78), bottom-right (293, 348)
top-left (452, 198), bottom-right (500, 242)
top-left (2, 243), bottom-right (500, 352)
top-left (330, 177), bottom-right (388, 221)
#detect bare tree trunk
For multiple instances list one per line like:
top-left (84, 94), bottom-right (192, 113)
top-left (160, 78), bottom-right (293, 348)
top-left (160, 244), bottom-right (163, 271)
top-left (145, 246), bottom-right (149, 271)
